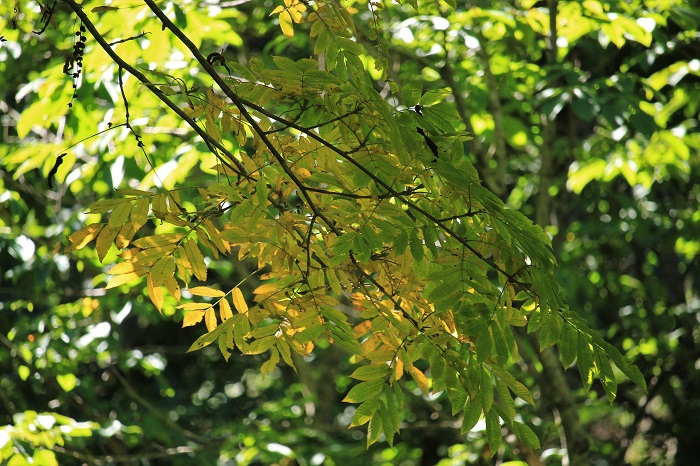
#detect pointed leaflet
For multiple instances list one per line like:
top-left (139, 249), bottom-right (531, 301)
top-left (105, 270), bottom-right (147, 289)
top-left (183, 238), bottom-right (207, 281)
top-left (108, 201), bottom-right (132, 228)
top-left (164, 276), bottom-right (181, 302)
top-left (379, 402), bottom-right (395, 446)
top-left (445, 369), bottom-right (468, 415)
top-left (343, 379), bottom-right (385, 403)
top-left (480, 366), bottom-right (494, 414)
top-left (350, 364), bottom-right (390, 381)
top-left (147, 273), bottom-right (164, 313)
top-left (204, 308), bottom-right (218, 332)
top-left (594, 345), bottom-right (618, 402)
top-left (233, 313), bottom-right (250, 350)
top-left (496, 377), bottom-right (516, 424)
top-left (577, 333), bottom-right (595, 390)
top-left (187, 315), bottom-right (234, 352)
top-left (350, 398), bottom-right (380, 427)
top-left (107, 262), bottom-right (146, 275)
top-left (489, 365), bottom-right (535, 406)
top-left (188, 286), bottom-right (225, 297)
top-left (115, 223), bottom-right (137, 249)
top-left (460, 399), bottom-right (482, 434)
top-left (402, 77), bottom-right (423, 108)
top-left (261, 347), bottom-right (280, 377)
top-left (598, 339), bottom-right (647, 391)
top-left (183, 310), bottom-right (206, 328)
top-left (276, 339), bottom-right (296, 371)
top-left (96, 226), bottom-right (119, 261)
top-left (366, 412), bottom-right (382, 447)
top-left (65, 223), bottom-right (104, 252)
top-left (130, 197), bottom-right (149, 232)
top-left (407, 364), bottom-right (430, 396)
top-left (231, 287), bottom-right (248, 313)
top-left (247, 335), bottom-right (277, 355)
top-left (219, 297), bottom-right (233, 321)
top-left (219, 326), bottom-right (234, 362)
top-left (384, 387), bottom-right (400, 433)
top-left (132, 233), bottom-right (184, 248)
top-left (485, 409), bottom-right (502, 456)
top-left (513, 421), bottom-right (541, 449)
top-left (150, 256), bottom-right (175, 287)
top-left (558, 322), bottom-right (578, 368)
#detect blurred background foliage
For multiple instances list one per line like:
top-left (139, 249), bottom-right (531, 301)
top-left (1, 0), bottom-right (698, 464)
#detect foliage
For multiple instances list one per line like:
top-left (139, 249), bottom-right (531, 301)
top-left (1, 0), bottom-right (698, 464)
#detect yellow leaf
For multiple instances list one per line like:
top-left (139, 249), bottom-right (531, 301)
top-left (270, 5), bottom-right (285, 14)
top-left (205, 308), bottom-right (217, 331)
top-left (203, 219), bottom-right (230, 254)
top-left (115, 222), bottom-right (136, 248)
top-left (261, 348), bottom-right (280, 376)
top-left (353, 320), bottom-right (372, 338)
top-left (177, 303), bottom-right (213, 310)
top-left (394, 358), bottom-right (404, 381)
top-left (96, 226), bottom-right (119, 262)
top-left (148, 274), bottom-right (164, 313)
top-left (289, 3), bottom-right (306, 23)
top-left (188, 286), bottom-right (225, 297)
top-left (408, 365), bottom-right (430, 396)
top-left (196, 227), bottom-right (219, 259)
top-left (232, 287), bottom-right (249, 313)
top-left (105, 270), bottom-right (146, 289)
top-left (182, 310), bottom-right (205, 327)
top-left (150, 256), bottom-right (175, 287)
top-left (184, 238), bottom-right (207, 281)
top-left (130, 197), bottom-right (150, 231)
top-left (279, 10), bottom-right (294, 38)
top-left (164, 276), bottom-right (181, 302)
top-left (108, 201), bottom-right (132, 228)
top-left (253, 282), bottom-right (278, 295)
top-left (132, 233), bottom-right (184, 248)
top-left (220, 298), bottom-right (233, 321)
top-left (152, 193), bottom-right (168, 220)
top-left (131, 244), bottom-right (178, 267)
top-left (66, 223), bottom-right (103, 252)
top-left (276, 339), bottom-right (296, 370)
top-left (106, 261), bottom-right (144, 275)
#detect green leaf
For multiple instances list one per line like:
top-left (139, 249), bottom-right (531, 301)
top-left (476, 326), bottom-right (493, 363)
top-left (595, 346), bottom-right (617, 402)
top-left (349, 364), bottom-right (390, 381)
top-left (402, 77), bottom-right (423, 107)
top-left (408, 229), bottom-right (424, 262)
top-left (419, 88), bottom-right (451, 106)
top-left (513, 421), bottom-right (541, 449)
top-left (385, 387), bottom-right (400, 432)
top-left (604, 344), bottom-right (646, 391)
top-left (445, 369), bottom-right (468, 415)
top-left (351, 398), bottom-right (380, 426)
top-left (366, 412), bottom-right (383, 446)
top-left (577, 334), bottom-right (594, 390)
top-left (490, 365), bottom-right (535, 406)
top-left (460, 398), bottom-right (482, 434)
top-left (485, 409), bottom-right (501, 455)
top-left (496, 377), bottom-right (515, 424)
top-left (559, 323), bottom-right (578, 368)
top-left (480, 366), bottom-right (494, 413)
top-left (343, 379), bottom-right (385, 403)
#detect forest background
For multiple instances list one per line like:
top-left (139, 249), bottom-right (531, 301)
top-left (0, 0), bottom-right (698, 465)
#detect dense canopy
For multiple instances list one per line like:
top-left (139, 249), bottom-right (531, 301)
top-left (1, 1), bottom-right (698, 465)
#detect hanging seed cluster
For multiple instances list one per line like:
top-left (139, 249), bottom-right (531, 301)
top-left (63, 23), bottom-right (86, 108)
